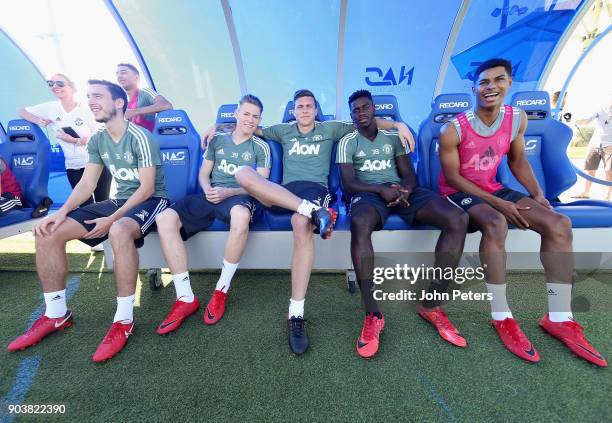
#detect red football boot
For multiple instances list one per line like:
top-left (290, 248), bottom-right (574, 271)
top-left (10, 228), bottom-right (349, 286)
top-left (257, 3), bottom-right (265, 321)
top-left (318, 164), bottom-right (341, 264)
top-left (7, 311), bottom-right (73, 352)
top-left (356, 314), bottom-right (385, 359)
top-left (492, 318), bottom-right (539, 362)
top-left (203, 290), bottom-right (227, 325)
top-left (156, 297), bottom-right (200, 335)
top-left (418, 305), bottom-right (467, 348)
top-left (92, 321), bottom-right (134, 363)
top-left (540, 314), bottom-right (608, 367)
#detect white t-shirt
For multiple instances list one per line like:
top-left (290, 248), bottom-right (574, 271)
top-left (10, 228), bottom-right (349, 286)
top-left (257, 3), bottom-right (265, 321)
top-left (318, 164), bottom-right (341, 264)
top-left (586, 107), bottom-right (612, 148)
top-left (25, 101), bottom-right (100, 169)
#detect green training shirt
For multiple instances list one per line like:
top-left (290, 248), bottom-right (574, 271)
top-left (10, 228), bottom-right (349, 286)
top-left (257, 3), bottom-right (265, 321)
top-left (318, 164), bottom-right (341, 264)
top-left (261, 120), bottom-right (354, 187)
top-left (336, 129), bottom-right (406, 185)
top-left (205, 133), bottom-right (271, 188)
top-left (87, 122), bottom-right (167, 199)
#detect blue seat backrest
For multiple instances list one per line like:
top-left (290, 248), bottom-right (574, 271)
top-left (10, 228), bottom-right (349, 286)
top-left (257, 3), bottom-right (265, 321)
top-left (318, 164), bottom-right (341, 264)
top-left (417, 93), bottom-right (472, 191)
top-left (372, 94), bottom-right (418, 167)
top-left (496, 91), bottom-right (575, 199)
top-left (372, 95), bottom-right (403, 122)
top-left (282, 99), bottom-right (325, 123)
top-left (153, 110), bottom-right (201, 203)
top-left (0, 119), bottom-right (50, 207)
top-left (216, 104), bottom-right (237, 126)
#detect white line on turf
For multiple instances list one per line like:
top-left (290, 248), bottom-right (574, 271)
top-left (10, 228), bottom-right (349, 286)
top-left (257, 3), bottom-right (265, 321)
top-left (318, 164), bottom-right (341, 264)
top-left (416, 371), bottom-right (458, 422)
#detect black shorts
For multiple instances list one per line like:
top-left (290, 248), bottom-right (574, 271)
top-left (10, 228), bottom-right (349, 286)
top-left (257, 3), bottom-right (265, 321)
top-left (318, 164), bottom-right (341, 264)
top-left (349, 186), bottom-right (439, 228)
top-left (446, 187), bottom-right (528, 211)
top-left (269, 180), bottom-right (331, 214)
top-left (0, 193), bottom-right (23, 217)
top-left (170, 194), bottom-right (258, 240)
top-left (68, 197), bottom-right (169, 247)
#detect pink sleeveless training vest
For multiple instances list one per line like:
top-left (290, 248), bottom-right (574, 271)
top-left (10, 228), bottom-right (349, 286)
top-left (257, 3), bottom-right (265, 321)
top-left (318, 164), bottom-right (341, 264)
top-left (439, 106), bottom-right (513, 195)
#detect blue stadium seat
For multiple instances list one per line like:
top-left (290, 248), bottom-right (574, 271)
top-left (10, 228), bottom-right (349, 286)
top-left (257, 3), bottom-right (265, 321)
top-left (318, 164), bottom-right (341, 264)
top-left (372, 94), bottom-right (418, 160)
top-left (496, 91), bottom-right (612, 227)
top-left (216, 103), bottom-right (238, 131)
top-left (0, 119), bottom-right (51, 228)
top-left (154, 110), bottom-right (201, 204)
top-left (282, 99), bottom-right (325, 123)
top-left (416, 93), bottom-right (473, 192)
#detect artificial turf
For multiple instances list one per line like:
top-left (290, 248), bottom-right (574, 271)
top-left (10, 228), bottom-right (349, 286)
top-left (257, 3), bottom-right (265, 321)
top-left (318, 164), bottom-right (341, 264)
top-left (0, 247), bottom-right (611, 423)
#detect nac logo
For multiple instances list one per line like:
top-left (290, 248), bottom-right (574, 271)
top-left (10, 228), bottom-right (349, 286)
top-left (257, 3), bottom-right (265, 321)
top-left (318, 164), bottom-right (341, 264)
top-left (218, 159), bottom-right (239, 175)
top-left (365, 66), bottom-right (414, 87)
top-left (439, 102), bottom-right (469, 109)
top-left (375, 103), bottom-right (394, 111)
top-left (162, 151), bottom-right (186, 164)
top-left (516, 99), bottom-right (546, 107)
top-left (158, 116), bottom-right (183, 123)
top-left (288, 142), bottom-right (320, 156)
top-left (360, 159), bottom-right (391, 172)
top-left (13, 156), bottom-right (35, 167)
top-left (9, 125), bottom-right (31, 131)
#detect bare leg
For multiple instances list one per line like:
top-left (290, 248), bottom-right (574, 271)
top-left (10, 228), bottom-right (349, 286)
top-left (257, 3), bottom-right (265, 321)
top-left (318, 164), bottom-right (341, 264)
top-left (290, 213), bottom-right (314, 301)
top-left (350, 205), bottom-right (381, 314)
top-left (413, 198), bottom-right (468, 308)
top-left (515, 198), bottom-right (573, 283)
top-left (108, 218), bottom-right (142, 297)
top-left (223, 205), bottom-right (251, 263)
top-left (35, 217), bottom-right (88, 292)
top-left (580, 170), bottom-right (596, 196)
top-left (467, 204), bottom-right (508, 284)
top-left (156, 209), bottom-right (188, 274)
top-left (235, 167), bottom-right (303, 211)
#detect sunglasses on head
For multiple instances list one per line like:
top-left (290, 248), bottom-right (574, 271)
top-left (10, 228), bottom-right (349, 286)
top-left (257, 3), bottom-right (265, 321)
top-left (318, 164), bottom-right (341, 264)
top-left (47, 80), bottom-right (66, 88)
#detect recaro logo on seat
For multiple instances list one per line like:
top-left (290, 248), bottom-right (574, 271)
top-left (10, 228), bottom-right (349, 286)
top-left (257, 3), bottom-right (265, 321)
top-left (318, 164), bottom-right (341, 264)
top-left (158, 116), bottom-right (182, 123)
top-left (375, 104), bottom-right (394, 111)
top-left (516, 99), bottom-right (546, 106)
top-left (439, 102), bottom-right (469, 109)
top-left (9, 125), bottom-right (31, 131)
top-left (220, 112), bottom-right (235, 118)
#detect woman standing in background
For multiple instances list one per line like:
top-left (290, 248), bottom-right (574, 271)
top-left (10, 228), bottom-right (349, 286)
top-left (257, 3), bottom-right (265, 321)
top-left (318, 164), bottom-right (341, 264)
top-left (19, 73), bottom-right (112, 205)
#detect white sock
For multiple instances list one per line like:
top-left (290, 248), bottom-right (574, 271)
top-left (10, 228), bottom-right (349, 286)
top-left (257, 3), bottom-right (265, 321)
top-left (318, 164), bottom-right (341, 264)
top-left (215, 259), bottom-right (238, 293)
top-left (485, 283), bottom-right (513, 321)
top-left (288, 298), bottom-right (305, 319)
top-left (43, 289), bottom-right (67, 318)
top-left (113, 294), bottom-right (135, 323)
top-left (547, 282), bottom-right (574, 322)
top-left (173, 271), bottom-right (194, 303)
top-left (296, 199), bottom-right (319, 218)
